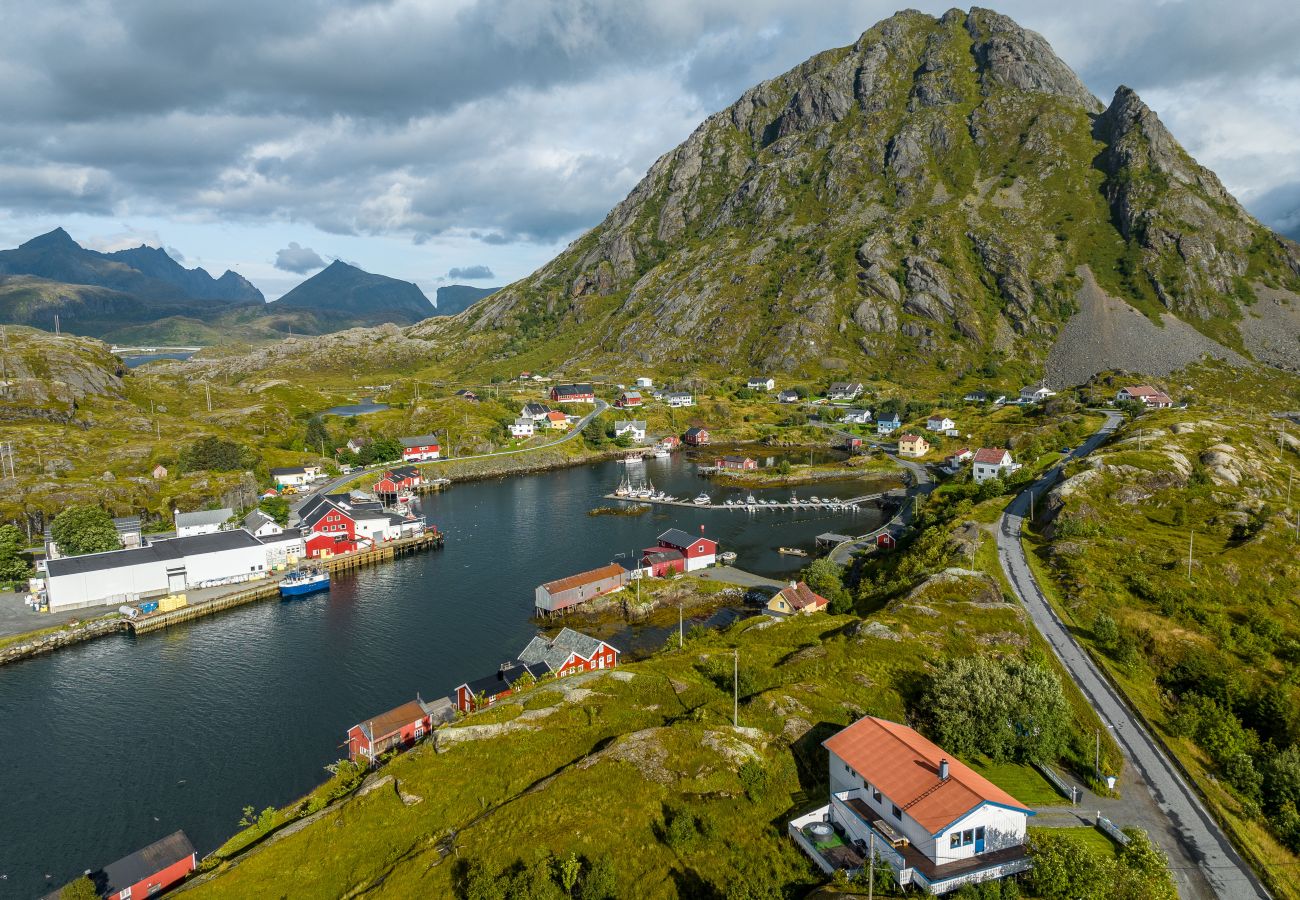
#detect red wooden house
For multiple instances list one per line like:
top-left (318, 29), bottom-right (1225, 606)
top-left (88, 830), bottom-right (198, 900)
top-left (659, 435), bottom-right (680, 449)
top-left (615, 390), bottom-right (643, 408)
top-left (373, 465), bottom-right (422, 495)
top-left (550, 383), bottom-right (595, 403)
top-left (715, 455), bottom-right (757, 470)
top-left (877, 532), bottom-right (896, 550)
top-left (400, 435), bottom-right (441, 462)
top-left (642, 547), bottom-right (686, 577)
top-left (518, 628), bottom-right (620, 676)
top-left (656, 528), bottom-right (718, 572)
top-left (683, 426), bottom-right (710, 446)
top-left (305, 532), bottom-right (358, 558)
top-left (347, 697), bottom-right (437, 763)
top-left (454, 661), bottom-right (542, 713)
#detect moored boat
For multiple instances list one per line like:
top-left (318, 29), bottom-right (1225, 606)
top-left (777, 547), bottom-right (809, 557)
top-left (279, 568), bottom-right (330, 598)
top-left (719, 551), bottom-right (737, 563)
top-left (693, 492), bottom-right (711, 505)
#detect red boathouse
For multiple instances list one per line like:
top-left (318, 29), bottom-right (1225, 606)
top-left (87, 830), bottom-right (198, 900)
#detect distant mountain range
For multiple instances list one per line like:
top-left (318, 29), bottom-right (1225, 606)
top-left (0, 229), bottom-right (445, 342)
top-left (435, 284), bottom-right (500, 316)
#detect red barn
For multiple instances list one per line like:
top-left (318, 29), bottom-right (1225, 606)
top-left (615, 390), bottom-right (643, 408)
top-left (550, 383), bottom-right (595, 403)
top-left (454, 661), bottom-right (542, 713)
top-left (683, 426), bottom-right (710, 446)
top-left (517, 627), bottom-right (620, 677)
top-left (642, 547), bottom-right (686, 577)
top-left (657, 528), bottom-right (717, 572)
top-left (877, 532), bottom-right (896, 550)
top-left (89, 830), bottom-right (198, 900)
top-left (347, 698), bottom-right (435, 763)
top-left (373, 465), bottom-right (422, 495)
top-left (715, 455), bottom-right (757, 470)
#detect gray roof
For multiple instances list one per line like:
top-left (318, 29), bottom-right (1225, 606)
top-left (242, 509), bottom-right (276, 530)
top-left (615, 420), bottom-right (646, 431)
top-left (658, 528), bottom-right (703, 549)
top-left (270, 466), bottom-right (307, 476)
top-left (523, 402), bottom-right (550, 416)
top-left (400, 434), bottom-right (440, 447)
top-left (175, 508), bottom-right (233, 529)
top-left (46, 529), bottom-right (262, 578)
top-left (96, 830), bottom-right (196, 897)
top-left (257, 528), bottom-right (302, 545)
top-left (517, 628), bottom-right (613, 672)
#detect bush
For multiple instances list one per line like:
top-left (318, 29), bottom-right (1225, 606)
top-left (737, 760), bottom-right (769, 801)
top-left (179, 435), bottom-right (255, 472)
top-left (1092, 612), bottom-right (1119, 650)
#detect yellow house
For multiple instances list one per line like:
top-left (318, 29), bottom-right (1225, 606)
top-left (765, 582), bottom-right (830, 616)
top-left (898, 433), bottom-right (930, 458)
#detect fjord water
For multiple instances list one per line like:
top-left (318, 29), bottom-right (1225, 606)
top-left (0, 455), bottom-right (882, 893)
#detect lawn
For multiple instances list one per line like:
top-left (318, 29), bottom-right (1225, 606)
top-left (968, 759), bottom-right (1067, 807)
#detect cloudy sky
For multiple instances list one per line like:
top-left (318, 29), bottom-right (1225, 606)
top-left (0, 0), bottom-right (1297, 300)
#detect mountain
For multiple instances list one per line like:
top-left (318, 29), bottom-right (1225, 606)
top-left (0, 229), bottom-right (267, 339)
top-left (268, 260), bottom-right (434, 330)
top-left (106, 244), bottom-right (263, 304)
top-left (418, 7), bottom-right (1300, 382)
top-left (434, 284), bottom-right (500, 316)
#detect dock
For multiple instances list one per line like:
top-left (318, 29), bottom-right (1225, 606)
top-left (128, 530), bottom-right (444, 635)
top-left (600, 489), bottom-right (902, 512)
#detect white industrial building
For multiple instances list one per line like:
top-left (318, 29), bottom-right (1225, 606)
top-left (45, 530), bottom-right (272, 612)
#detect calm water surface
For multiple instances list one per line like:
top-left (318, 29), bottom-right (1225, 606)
top-left (0, 455), bottom-right (883, 894)
top-left (323, 397), bottom-right (390, 416)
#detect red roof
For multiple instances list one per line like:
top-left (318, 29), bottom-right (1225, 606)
top-left (540, 563), bottom-right (625, 594)
top-left (775, 581), bottom-right (828, 611)
top-left (546, 411), bottom-right (568, 422)
top-left (1123, 385), bottom-right (1171, 401)
top-left (972, 447), bottom-right (1010, 465)
top-left (899, 433), bottom-right (923, 442)
top-left (824, 717), bottom-right (1031, 833)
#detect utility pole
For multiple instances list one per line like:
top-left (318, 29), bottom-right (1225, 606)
top-left (205, 383), bottom-right (212, 412)
top-left (733, 649), bottom-right (739, 728)
top-left (868, 830), bottom-right (875, 900)
top-left (1095, 729), bottom-right (1101, 779)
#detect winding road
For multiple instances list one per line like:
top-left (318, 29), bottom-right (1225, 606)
top-left (998, 410), bottom-right (1269, 899)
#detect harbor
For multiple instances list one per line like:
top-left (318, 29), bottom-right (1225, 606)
top-left (0, 454), bottom-right (884, 894)
top-left (602, 489), bottom-right (901, 511)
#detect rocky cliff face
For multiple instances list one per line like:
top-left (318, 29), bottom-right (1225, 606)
top-left (414, 7), bottom-right (1300, 378)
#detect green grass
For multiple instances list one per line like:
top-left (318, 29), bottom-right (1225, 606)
top-left (969, 758), bottom-right (1067, 807)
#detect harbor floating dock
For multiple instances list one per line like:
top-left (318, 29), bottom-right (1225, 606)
top-left (600, 489), bottom-right (902, 511)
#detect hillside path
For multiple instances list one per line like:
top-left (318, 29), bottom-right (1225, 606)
top-left (998, 410), bottom-right (1269, 899)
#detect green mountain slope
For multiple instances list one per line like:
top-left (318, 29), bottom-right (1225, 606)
top-left (412, 7), bottom-right (1300, 384)
top-left (268, 260), bottom-right (434, 331)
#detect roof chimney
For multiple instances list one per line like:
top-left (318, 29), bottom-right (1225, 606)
top-left (939, 759), bottom-right (950, 781)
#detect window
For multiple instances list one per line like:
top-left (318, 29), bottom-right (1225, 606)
top-left (121, 889), bottom-right (133, 900)
top-left (963, 829), bottom-right (974, 846)
top-left (891, 804), bottom-right (901, 821)
top-left (872, 787), bottom-right (882, 803)
top-left (950, 833), bottom-right (961, 849)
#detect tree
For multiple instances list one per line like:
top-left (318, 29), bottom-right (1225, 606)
top-left (179, 435), bottom-right (254, 472)
top-left (50, 506), bottom-right (121, 556)
top-left (803, 557), bottom-right (852, 614)
top-left (1027, 830), bottom-right (1113, 899)
top-left (60, 876), bottom-right (99, 900)
top-left (1116, 829), bottom-right (1177, 900)
top-left (258, 496), bottom-right (290, 526)
top-left (557, 852), bottom-right (582, 895)
top-left (363, 437), bottom-right (404, 465)
top-left (304, 416), bottom-right (331, 454)
top-left (0, 523), bottom-right (30, 582)
top-left (578, 855), bottom-right (616, 900)
top-left (1092, 612), bottom-right (1119, 650)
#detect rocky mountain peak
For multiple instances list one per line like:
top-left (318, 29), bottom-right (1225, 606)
top-left (20, 227), bottom-right (79, 251)
top-left (434, 8), bottom-right (1300, 378)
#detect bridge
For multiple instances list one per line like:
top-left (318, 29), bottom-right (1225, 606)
top-left (110, 345), bottom-right (203, 354)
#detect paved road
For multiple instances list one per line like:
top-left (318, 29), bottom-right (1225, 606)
top-left (827, 453), bottom-right (933, 565)
top-left (693, 566), bottom-right (784, 589)
top-left (307, 399), bottom-right (609, 501)
top-left (998, 410), bottom-right (1268, 899)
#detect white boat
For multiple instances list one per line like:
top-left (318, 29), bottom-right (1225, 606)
top-left (653, 448), bottom-right (671, 458)
top-left (693, 493), bottom-right (711, 505)
top-left (811, 496), bottom-right (821, 504)
top-left (746, 494), bottom-right (757, 505)
top-left (719, 551), bottom-right (737, 563)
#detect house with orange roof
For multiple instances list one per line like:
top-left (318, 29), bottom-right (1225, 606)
top-left (765, 581), bottom-right (829, 616)
top-left (788, 716), bottom-right (1033, 893)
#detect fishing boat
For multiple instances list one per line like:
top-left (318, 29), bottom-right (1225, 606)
top-left (614, 473), bottom-right (633, 497)
top-left (279, 567), bottom-right (330, 598)
top-left (777, 547), bottom-right (809, 557)
top-left (634, 475), bottom-right (655, 499)
top-left (746, 494), bottom-right (757, 505)
top-left (653, 447), bottom-right (671, 458)
top-left (693, 492), bottom-right (711, 505)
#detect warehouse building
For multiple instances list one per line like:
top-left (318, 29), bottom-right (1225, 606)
top-left (45, 530), bottom-right (270, 612)
top-left (534, 563), bottom-right (628, 616)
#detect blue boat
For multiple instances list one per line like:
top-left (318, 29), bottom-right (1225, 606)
top-left (279, 568), bottom-right (330, 599)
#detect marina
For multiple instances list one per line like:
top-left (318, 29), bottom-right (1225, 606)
top-left (602, 489), bottom-right (901, 511)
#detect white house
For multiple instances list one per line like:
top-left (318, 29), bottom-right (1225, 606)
top-left (1018, 385), bottom-right (1055, 404)
top-left (174, 508), bottom-right (233, 538)
top-left (635, 377), bottom-right (654, 389)
top-left (44, 530), bottom-right (272, 612)
top-left (927, 416), bottom-right (956, 433)
top-left (828, 381), bottom-right (864, 401)
top-left (794, 716), bottom-right (1032, 894)
top-left (666, 392), bottom-right (694, 408)
top-left (841, 409), bottom-right (872, 425)
top-left (270, 466), bottom-right (313, 489)
top-left (521, 402), bottom-right (551, 421)
top-left (510, 417), bottom-right (535, 438)
top-left (972, 448), bottom-right (1019, 484)
top-left (614, 420), bottom-right (647, 442)
top-left (747, 377), bottom-right (775, 391)
top-left (241, 509), bottom-right (283, 538)
top-left (777, 390), bottom-right (800, 404)
top-left (1116, 385), bottom-right (1173, 408)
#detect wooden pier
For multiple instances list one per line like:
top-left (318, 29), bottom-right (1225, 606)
top-left (128, 530), bottom-right (444, 635)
